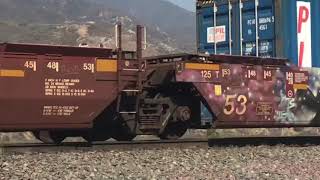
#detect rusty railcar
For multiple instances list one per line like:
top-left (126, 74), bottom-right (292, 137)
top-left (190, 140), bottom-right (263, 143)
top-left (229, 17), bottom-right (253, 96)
top-left (126, 52), bottom-right (320, 140)
top-left (0, 25), bottom-right (142, 143)
top-left (174, 55), bottom-right (320, 128)
top-left (1, 25), bottom-right (320, 144)
top-left (0, 43), bottom-right (139, 141)
top-left (0, 25), bottom-right (202, 143)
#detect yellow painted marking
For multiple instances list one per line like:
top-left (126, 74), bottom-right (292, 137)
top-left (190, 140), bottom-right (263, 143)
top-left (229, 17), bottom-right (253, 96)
top-left (96, 59), bottom-right (117, 72)
top-left (0, 70), bottom-right (25, 77)
top-left (293, 84), bottom-right (308, 90)
top-left (185, 63), bottom-right (220, 71)
top-left (214, 85), bottom-right (222, 96)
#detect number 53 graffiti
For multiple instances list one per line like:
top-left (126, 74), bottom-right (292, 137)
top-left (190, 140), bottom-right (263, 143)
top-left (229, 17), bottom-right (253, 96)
top-left (223, 95), bottom-right (248, 115)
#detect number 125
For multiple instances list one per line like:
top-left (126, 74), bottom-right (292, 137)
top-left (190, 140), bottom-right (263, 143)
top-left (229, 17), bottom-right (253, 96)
top-left (201, 70), bottom-right (212, 79)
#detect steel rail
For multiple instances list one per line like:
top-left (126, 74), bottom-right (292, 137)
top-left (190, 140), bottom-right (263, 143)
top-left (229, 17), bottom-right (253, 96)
top-left (2, 136), bottom-right (320, 154)
top-left (0, 138), bottom-right (209, 154)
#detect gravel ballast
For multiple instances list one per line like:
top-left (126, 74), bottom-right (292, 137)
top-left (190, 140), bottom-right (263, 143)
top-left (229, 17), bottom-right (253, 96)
top-left (1, 144), bottom-right (320, 179)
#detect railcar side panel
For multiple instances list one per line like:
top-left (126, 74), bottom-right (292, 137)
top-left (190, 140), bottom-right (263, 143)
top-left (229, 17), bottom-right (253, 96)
top-left (0, 53), bottom-right (121, 130)
top-left (176, 61), bottom-right (320, 128)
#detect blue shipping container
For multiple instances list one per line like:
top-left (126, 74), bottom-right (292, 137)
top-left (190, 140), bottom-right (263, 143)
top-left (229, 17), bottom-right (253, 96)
top-left (196, 0), bottom-right (320, 122)
top-left (197, 0), bottom-right (320, 67)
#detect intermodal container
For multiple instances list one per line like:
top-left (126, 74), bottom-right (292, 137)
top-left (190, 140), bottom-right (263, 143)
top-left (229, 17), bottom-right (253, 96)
top-left (196, 0), bottom-right (320, 67)
top-left (197, 0), bottom-right (320, 123)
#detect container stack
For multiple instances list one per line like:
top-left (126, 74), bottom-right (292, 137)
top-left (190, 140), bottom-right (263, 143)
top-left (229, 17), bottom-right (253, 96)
top-left (196, 0), bottom-right (320, 67)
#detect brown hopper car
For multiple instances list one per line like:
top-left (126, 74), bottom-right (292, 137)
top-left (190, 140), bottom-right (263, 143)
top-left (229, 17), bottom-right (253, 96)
top-left (1, 25), bottom-right (320, 144)
top-left (0, 43), bottom-right (138, 142)
top-left (0, 25), bottom-right (202, 143)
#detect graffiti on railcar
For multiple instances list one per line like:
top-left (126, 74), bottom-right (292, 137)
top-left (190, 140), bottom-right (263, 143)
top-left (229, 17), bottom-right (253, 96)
top-left (176, 63), bottom-right (320, 126)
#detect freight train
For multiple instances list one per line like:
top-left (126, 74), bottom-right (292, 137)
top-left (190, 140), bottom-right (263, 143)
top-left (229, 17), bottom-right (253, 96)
top-left (196, 0), bottom-right (320, 122)
top-left (0, 24), bottom-right (320, 144)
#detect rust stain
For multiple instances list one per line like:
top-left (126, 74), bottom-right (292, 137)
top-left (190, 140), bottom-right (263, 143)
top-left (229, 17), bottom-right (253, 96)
top-left (0, 69), bottom-right (25, 77)
top-left (96, 59), bottom-right (117, 72)
top-left (185, 63), bottom-right (220, 71)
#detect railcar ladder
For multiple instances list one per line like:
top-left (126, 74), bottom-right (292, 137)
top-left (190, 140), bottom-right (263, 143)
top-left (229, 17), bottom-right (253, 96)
top-left (116, 24), bottom-right (145, 117)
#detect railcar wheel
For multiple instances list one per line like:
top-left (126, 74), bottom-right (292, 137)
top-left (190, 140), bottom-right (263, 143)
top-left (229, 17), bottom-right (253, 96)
top-left (112, 133), bottom-right (136, 141)
top-left (32, 131), bottom-right (40, 140)
top-left (82, 133), bottom-right (110, 142)
top-left (158, 122), bottom-right (188, 140)
top-left (111, 123), bottom-right (136, 141)
top-left (32, 131), bottom-right (65, 145)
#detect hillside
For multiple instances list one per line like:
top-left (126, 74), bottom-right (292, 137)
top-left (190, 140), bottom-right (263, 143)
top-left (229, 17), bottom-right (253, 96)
top-left (165, 0), bottom-right (196, 12)
top-left (0, 0), bottom-right (196, 56)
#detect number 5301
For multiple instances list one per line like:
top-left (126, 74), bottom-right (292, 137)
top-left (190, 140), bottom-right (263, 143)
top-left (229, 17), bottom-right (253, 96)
top-left (223, 95), bottom-right (248, 115)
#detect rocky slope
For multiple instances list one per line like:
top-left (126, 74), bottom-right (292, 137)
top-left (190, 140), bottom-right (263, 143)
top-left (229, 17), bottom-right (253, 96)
top-left (0, 0), bottom-right (196, 56)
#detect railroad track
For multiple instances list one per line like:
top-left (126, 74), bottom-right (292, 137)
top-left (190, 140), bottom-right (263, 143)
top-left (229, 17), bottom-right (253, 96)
top-left (0, 138), bottom-right (209, 154)
top-left (208, 136), bottom-right (320, 147)
top-left (2, 136), bottom-right (320, 154)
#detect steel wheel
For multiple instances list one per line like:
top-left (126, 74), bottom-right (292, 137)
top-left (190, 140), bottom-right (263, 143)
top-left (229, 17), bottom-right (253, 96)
top-left (112, 133), bottom-right (136, 141)
top-left (111, 123), bottom-right (136, 141)
top-left (32, 131), bottom-right (65, 145)
top-left (158, 122), bottom-right (188, 140)
top-left (82, 132), bottom-right (110, 142)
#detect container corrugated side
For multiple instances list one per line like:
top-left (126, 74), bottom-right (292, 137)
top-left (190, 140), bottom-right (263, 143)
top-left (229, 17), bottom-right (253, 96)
top-left (197, 0), bottom-right (320, 67)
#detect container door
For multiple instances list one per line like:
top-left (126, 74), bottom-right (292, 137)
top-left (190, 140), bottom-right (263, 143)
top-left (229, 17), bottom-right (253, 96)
top-left (197, 0), bottom-right (276, 57)
top-left (241, 0), bottom-right (275, 57)
top-left (215, 1), bottom-right (232, 54)
top-left (197, 6), bottom-right (215, 54)
top-left (197, 1), bottom-right (232, 55)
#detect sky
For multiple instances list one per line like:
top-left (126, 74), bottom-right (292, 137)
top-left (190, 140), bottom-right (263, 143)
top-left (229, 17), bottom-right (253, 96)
top-left (165, 0), bottom-right (196, 12)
